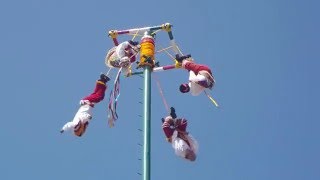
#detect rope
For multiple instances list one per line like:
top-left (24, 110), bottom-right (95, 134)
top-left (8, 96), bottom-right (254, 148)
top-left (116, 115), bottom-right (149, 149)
top-left (157, 45), bottom-right (176, 61)
top-left (204, 90), bottom-right (219, 107)
top-left (156, 46), bottom-right (173, 53)
top-left (131, 30), bottom-right (140, 41)
top-left (176, 45), bottom-right (183, 55)
top-left (106, 67), bottom-right (113, 76)
top-left (153, 75), bottom-right (170, 113)
top-left (151, 29), bottom-right (162, 36)
top-left (128, 33), bottom-right (143, 37)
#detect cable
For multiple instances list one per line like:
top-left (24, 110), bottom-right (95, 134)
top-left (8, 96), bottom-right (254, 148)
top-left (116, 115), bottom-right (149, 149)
top-left (153, 75), bottom-right (170, 113)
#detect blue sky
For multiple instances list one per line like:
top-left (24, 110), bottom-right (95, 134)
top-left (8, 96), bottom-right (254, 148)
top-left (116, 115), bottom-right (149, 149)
top-left (0, 0), bottom-right (319, 179)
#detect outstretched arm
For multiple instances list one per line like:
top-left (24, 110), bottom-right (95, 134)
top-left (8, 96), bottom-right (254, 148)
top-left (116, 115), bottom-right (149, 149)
top-left (61, 121), bottom-right (76, 133)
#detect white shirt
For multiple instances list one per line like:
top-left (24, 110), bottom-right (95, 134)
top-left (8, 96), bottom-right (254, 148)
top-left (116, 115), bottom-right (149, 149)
top-left (171, 131), bottom-right (199, 159)
top-left (188, 71), bottom-right (207, 96)
top-left (115, 41), bottom-right (135, 59)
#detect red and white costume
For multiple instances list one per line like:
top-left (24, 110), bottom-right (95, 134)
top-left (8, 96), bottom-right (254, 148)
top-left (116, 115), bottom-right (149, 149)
top-left (115, 41), bottom-right (137, 65)
top-left (182, 59), bottom-right (215, 96)
top-left (61, 81), bottom-right (107, 136)
top-left (162, 116), bottom-right (199, 161)
top-left (105, 41), bottom-right (138, 75)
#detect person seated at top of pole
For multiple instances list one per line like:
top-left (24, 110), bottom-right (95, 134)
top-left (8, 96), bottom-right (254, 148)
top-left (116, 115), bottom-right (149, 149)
top-left (105, 40), bottom-right (140, 76)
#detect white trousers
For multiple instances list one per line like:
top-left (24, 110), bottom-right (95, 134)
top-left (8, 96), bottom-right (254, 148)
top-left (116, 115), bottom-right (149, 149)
top-left (171, 131), bottom-right (199, 159)
top-left (188, 71), bottom-right (206, 96)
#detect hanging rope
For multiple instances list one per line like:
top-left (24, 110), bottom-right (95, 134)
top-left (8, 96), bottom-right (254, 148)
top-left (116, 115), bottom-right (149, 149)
top-left (153, 75), bottom-right (170, 113)
top-left (175, 44), bottom-right (183, 55)
top-left (204, 90), bottom-right (219, 107)
top-left (106, 67), bottom-right (113, 76)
